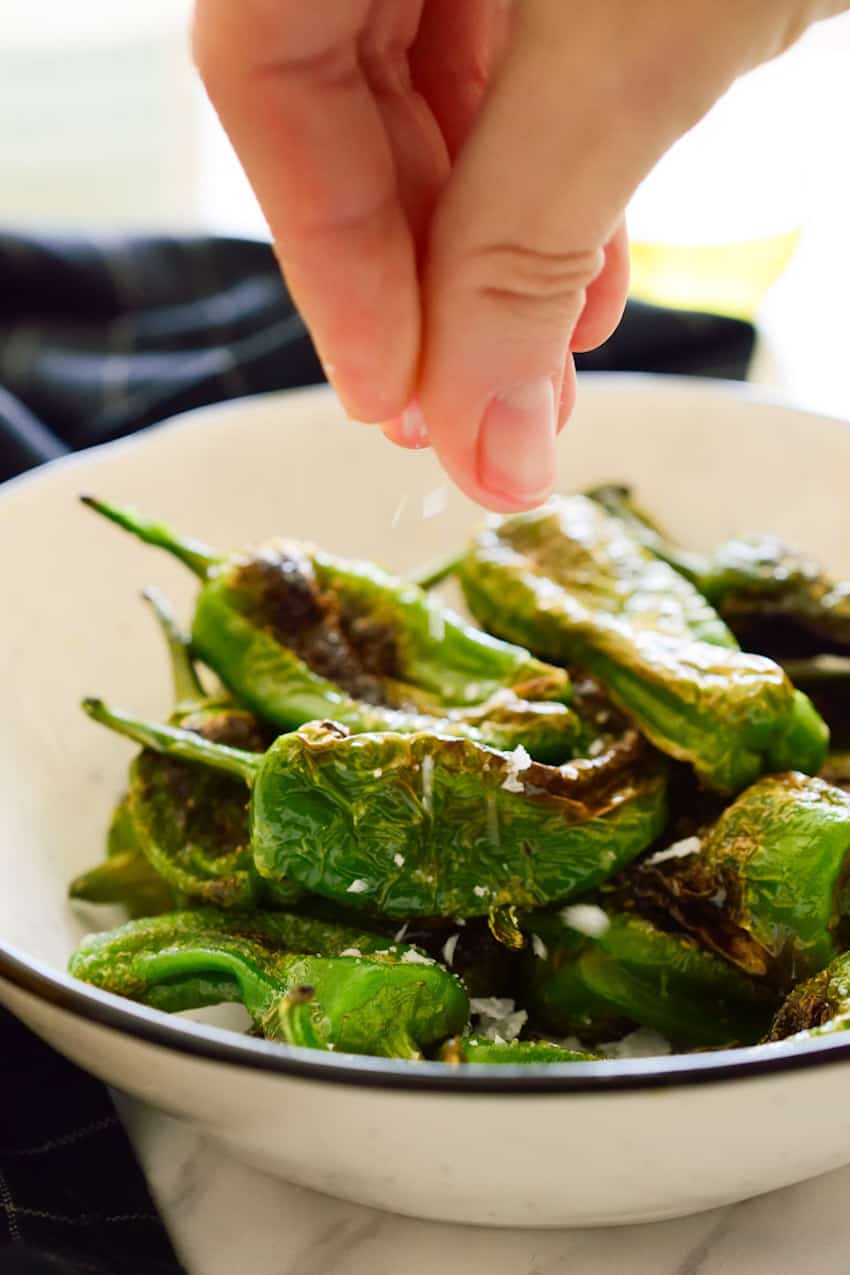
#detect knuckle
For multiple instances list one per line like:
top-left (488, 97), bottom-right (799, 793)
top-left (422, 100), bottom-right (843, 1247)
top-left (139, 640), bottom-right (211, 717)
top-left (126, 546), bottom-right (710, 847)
top-left (471, 243), bottom-right (606, 318)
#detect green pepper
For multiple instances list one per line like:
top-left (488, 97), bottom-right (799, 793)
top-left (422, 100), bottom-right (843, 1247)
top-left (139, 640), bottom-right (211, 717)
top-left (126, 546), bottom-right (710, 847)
top-left (69, 909), bottom-right (468, 1059)
top-left (460, 496), bottom-right (828, 793)
top-left (82, 700), bottom-right (668, 922)
top-left (588, 483), bottom-right (850, 660)
top-left (440, 1036), bottom-right (599, 1064)
top-left (621, 773), bottom-right (850, 985)
top-left (80, 496), bottom-right (582, 761)
top-left (766, 951), bottom-right (850, 1041)
top-left (522, 910), bottom-right (776, 1048)
top-left (781, 657), bottom-right (850, 749)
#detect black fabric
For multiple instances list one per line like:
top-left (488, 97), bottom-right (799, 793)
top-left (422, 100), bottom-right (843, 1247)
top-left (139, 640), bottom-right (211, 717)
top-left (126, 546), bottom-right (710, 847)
top-left (0, 229), bottom-right (756, 1268)
top-left (0, 230), bottom-right (755, 484)
top-left (0, 1008), bottom-right (184, 1273)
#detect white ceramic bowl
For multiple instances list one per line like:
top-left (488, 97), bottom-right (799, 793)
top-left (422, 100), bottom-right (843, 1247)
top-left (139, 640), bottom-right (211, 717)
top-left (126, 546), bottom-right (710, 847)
top-left (3, 374), bottom-right (850, 1229)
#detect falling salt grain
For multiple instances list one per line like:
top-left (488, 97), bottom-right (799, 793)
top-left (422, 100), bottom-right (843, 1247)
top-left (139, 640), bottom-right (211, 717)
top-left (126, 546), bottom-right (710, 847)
top-left (470, 997), bottom-right (527, 1044)
top-left (442, 934), bottom-right (460, 967)
top-left (421, 754), bottom-right (434, 816)
top-left (391, 495), bottom-right (408, 528)
top-left (473, 885), bottom-right (489, 899)
top-left (644, 835), bottom-right (702, 867)
top-left (560, 903), bottom-right (610, 938)
top-left (422, 485), bottom-right (448, 520)
top-left (394, 922), bottom-right (409, 943)
top-left (373, 768), bottom-right (383, 778)
top-left (588, 738), bottom-right (606, 758)
top-left (346, 878), bottom-right (369, 894)
top-left (531, 934), bottom-right (548, 960)
top-left (393, 852), bottom-right (405, 867)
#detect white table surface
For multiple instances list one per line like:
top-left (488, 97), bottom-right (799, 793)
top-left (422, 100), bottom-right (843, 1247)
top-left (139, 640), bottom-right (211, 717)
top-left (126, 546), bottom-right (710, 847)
top-left (116, 1094), bottom-right (850, 1275)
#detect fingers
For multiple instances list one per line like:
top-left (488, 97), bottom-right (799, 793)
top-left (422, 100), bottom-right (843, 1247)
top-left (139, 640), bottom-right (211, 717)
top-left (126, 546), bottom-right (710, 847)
top-left (193, 0), bottom-right (437, 423)
top-left (417, 1), bottom-right (758, 511)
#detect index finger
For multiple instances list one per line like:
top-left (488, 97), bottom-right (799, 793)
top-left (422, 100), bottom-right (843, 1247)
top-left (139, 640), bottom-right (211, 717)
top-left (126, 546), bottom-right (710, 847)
top-left (193, 0), bottom-right (420, 422)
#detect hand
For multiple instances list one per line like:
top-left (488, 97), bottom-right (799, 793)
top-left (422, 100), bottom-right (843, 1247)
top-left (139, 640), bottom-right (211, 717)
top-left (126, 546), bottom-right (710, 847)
top-left (193, 1), bottom-right (847, 511)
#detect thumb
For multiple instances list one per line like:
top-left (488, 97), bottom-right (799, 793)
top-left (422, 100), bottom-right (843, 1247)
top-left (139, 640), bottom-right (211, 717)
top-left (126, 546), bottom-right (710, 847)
top-left (417, 1), bottom-right (743, 511)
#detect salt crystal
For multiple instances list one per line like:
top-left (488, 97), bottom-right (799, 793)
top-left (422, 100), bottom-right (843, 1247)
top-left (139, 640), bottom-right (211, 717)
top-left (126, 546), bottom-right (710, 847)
top-left (501, 744), bottom-right (533, 793)
top-left (346, 879), bottom-right (369, 894)
top-left (394, 922), bottom-right (409, 943)
top-left (559, 903), bottom-right (610, 938)
top-left (401, 948), bottom-right (434, 966)
top-left (531, 934), bottom-right (548, 960)
top-left (441, 934), bottom-right (460, 967)
top-left (393, 852), bottom-right (405, 867)
top-left (473, 885), bottom-right (489, 898)
top-left (644, 836), bottom-right (702, 866)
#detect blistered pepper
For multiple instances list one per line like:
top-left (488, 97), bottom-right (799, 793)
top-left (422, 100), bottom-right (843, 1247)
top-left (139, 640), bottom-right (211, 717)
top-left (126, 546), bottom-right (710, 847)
top-left (440, 1036), bottom-right (599, 1064)
top-left (766, 951), bottom-right (850, 1041)
top-left (69, 909), bottom-right (468, 1059)
top-left (460, 495), bottom-right (828, 793)
top-left (522, 910), bottom-right (776, 1048)
top-left (82, 700), bottom-right (667, 923)
top-left (589, 484), bottom-right (850, 659)
top-left (80, 497), bottom-right (582, 761)
top-left (74, 589), bottom-right (299, 912)
top-left (622, 773), bottom-right (850, 986)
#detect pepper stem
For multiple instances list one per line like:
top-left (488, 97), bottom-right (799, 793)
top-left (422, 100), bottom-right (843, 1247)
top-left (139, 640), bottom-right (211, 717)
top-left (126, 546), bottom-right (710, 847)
top-left (141, 586), bottom-right (205, 705)
top-left (408, 550), bottom-right (463, 591)
top-left (80, 495), bottom-right (220, 579)
top-left (82, 698), bottom-right (260, 784)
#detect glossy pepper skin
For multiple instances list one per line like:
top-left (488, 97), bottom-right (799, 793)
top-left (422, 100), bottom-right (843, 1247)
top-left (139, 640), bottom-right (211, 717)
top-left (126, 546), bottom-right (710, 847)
top-left (439, 1036), bottom-right (599, 1064)
top-left (622, 773), bottom-right (850, 986)
top-left (80, 497), bottom-right (582, 762)
top-left (588, 483), bottom-right (850, 660)
top-left (460, 496), bottom-right (828, 794)
top-left (522, 910), bottom-right (776, 1048)
top-left (76, 590), bottom-right (299, 912)
top-left (766, 951), bottom-right (850, 1041)
top-left (82, 701), bottom-right (668, 922)
top-left (69, 909), bottom-right (468, 1059)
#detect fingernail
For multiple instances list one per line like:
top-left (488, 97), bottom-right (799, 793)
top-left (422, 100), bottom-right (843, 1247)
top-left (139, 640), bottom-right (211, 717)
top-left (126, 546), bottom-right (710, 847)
top-left (478, 378), bottom-right (556, 502)
top-left (400, 401), bottom-right (430, 448)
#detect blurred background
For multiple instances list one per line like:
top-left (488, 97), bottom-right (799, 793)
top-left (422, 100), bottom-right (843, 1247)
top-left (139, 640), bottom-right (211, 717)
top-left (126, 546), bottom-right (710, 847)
top-left (3, 1), bottom-right (849, 418)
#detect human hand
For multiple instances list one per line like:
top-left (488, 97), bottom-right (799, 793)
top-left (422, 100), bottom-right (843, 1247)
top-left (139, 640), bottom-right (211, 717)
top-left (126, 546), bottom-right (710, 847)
top-left (193, 1), bottom-right (848, 511)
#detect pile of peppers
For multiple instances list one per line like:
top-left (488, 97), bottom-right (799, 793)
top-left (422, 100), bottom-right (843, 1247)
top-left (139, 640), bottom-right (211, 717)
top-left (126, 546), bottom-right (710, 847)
top-left (68, 487), bottom-right (850, 1064)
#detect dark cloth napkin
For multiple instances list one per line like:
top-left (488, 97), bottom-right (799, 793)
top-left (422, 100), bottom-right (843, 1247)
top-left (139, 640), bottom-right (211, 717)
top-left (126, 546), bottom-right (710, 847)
top-left (0, 229), bottom-right (755, 1272)
top-left (0, 230), bottom-right (755, 484)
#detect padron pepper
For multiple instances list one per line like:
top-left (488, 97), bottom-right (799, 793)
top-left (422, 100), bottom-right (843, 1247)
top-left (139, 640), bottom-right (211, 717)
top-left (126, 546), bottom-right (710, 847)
top-left (766, 950), bottom-right (850, 1042)
top-left (76, 589), bottom-right (300, 912)
top-left (439, 1036), bottom-right (599, 1064)
top-left (81, 699), bottom-right (668, 923)
top-left (522, 909), bottom-right (776, 1048)
top-left (588, 483), bottom-right (850, 660)
top-left (80, 496), bottom-right (582, 761)
top-left (69, 909), bottom-right (468, 1059)
top-left (621, 773), bottom-right (850, 986)
top-left (460, 495), bottom-right (828, 793)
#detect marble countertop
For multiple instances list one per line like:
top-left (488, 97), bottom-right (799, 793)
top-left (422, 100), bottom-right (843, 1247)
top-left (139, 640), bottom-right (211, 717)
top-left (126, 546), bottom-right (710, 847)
top-left (116, 1095), bottom-right (849, 1275)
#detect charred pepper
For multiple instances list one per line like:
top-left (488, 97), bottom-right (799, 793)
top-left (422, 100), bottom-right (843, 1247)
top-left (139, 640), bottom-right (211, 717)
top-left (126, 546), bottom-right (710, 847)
top-left (80, 497), bottom-right (581, 761)
top-left (622, 773), bottom-right (850, 986)
top-left (440, 1036), bottom-right (599, 1064)
top-left (460, 495), bottom-right (828, 793)
top-left (69, 909), bottom-right (468, 1059)
top-left (82, 700), bottom-right (668, 922)
top-left (522, 909), bottom-right (776, 1048)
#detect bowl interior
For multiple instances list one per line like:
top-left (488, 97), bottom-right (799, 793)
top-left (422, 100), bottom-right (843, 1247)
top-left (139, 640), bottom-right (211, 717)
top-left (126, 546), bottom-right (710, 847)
top-left (2, 375), bottom-right (849, 1015)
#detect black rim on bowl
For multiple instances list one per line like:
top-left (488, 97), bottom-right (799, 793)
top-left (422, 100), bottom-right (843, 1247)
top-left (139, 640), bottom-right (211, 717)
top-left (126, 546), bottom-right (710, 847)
top-left (3, 941), bottom-right (850, 1093)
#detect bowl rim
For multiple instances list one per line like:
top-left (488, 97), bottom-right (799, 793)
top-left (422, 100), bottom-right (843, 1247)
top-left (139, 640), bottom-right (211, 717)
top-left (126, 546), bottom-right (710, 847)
top-left (5, 373), bottom-right (850, 1094)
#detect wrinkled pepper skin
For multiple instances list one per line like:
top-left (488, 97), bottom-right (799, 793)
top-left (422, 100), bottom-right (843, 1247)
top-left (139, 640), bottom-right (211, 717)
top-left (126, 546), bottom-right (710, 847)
top-left (623, 773), bottom-right (850, 985)
top-left (522, 911), bottom-right (776, 1048)
top-left (766, 951), bottom-right (850, 1041)
top-left (440, 1036), bottom-right (599, 1064)
top-left (460, 496), bottom-right (828, 793)
top-left (589, 483), bottom-right (850, 659)
top-left (83, 702), bottom-right (668, 922)
top-left (81, 497), bottom-right (581, 762)
top-left (69, 909), bottom-right (469, 1059)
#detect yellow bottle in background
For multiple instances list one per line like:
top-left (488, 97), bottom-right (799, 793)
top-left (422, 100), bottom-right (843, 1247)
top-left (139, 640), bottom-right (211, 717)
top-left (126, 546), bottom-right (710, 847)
top-left (628, 229), bottom-right (802, 323)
